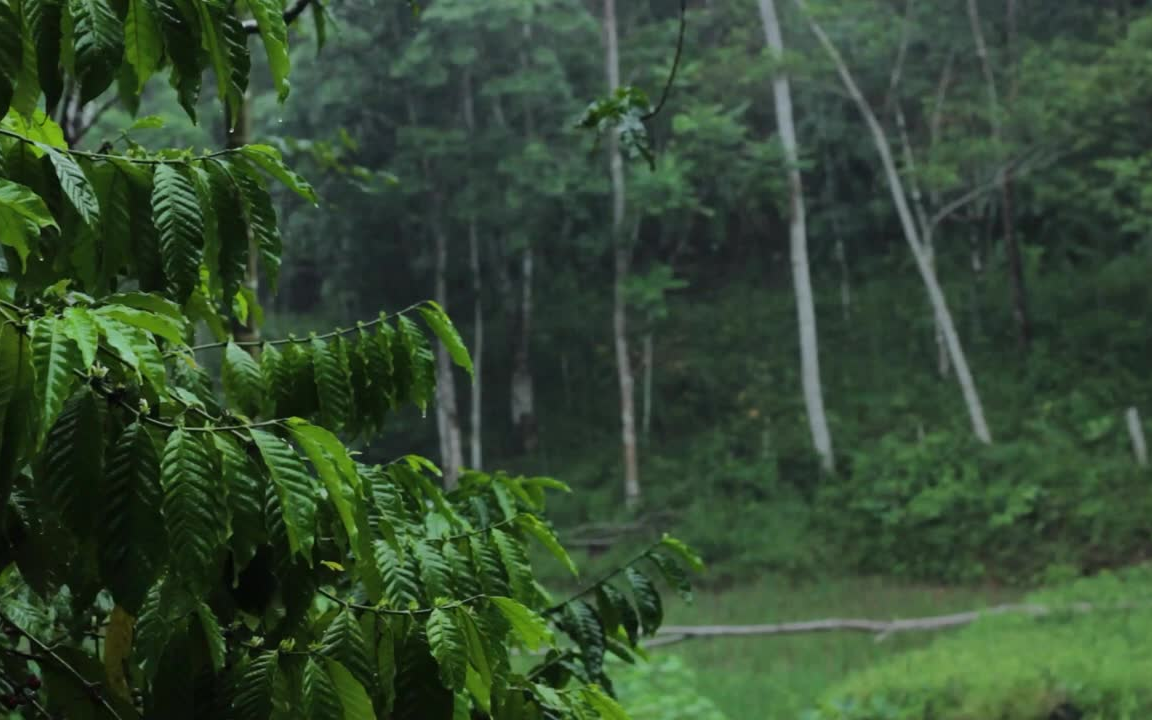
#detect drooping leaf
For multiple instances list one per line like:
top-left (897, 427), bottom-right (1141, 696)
top-left (562, 600), bottom-right (605, 677)
top-left (320, 609), bottom-right (375, 693)
top-left (152, 163), bottom-right (204, 304)
top-left (222, 341), bottom-right (265, 417)
top-left (419, 301), bottom-right (472, 377)
top-left (312, 335), bottom-right (353, 430)
top-left (238, 145), bottom-right (316, 202)
top-left (155, 0), bottom-right (200, 119)
top-left (231, 650), bottom-right (279, 720)
top-left (597, 583), bottom-right (638, 648)
top-left (489, 597), bottom-right (552, 652)
top-left (397, 315), bottom-right (435, 411)
top-left (251, 428), bottom-right (317, 562)
top-left (325, 658), bottom-right (376, 720)
top-left (61, 306), bottom-right (98, 368)
top-left (517, 514), bottom-right (578, 577)
top-left (625, 567), bottom-right (663, 636)
top-left (161, 427), bottom-right (226, 589)
top-left (375, 539), bottom-right (421, 609)
top-left (491, 528), bottom-right (534, 604)
top-left (647, 552), bottom-right (693, 603)
top-left (659, 533), bottom-right (704, 572)
top-left (212, 433), bottom-right (265, 575)
top-left (303, 657), bottom-right (343, 720)
top-left (583, 684), bottom-right (630, 720)
top-left (0, 176), bottom-right (59, 229)
top-left (93, 303), bottom-right (188, 345)
top-left (415, 539), bottom-right (454, 602)
top-left (195, 601), bottom-right (226, 672)
top-left (69, 0), bottom-right (124, 102)
top-left (0, 0), bottom-right (21, 117)
top-left (426, 608), bottom-right (467, 691)
top-left (124, 0), bottom-right (162, 89)
top-left (40, 387), bottom-right (103, 536)
top-left (100, 421), bottom-right (165, 612)
top-left (245, 0), bottom-right (290, 100)
top-left (26, 0), bottom-right (63, 113)
top-left (30, 316), bottom-right (82, 444)
top-left (234, 147), bottom-right (281, 290)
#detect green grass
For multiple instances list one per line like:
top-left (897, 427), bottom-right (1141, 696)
top-left (619, 577), bottom-right (1019, 719)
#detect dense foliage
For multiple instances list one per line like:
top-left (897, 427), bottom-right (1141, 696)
top-left (0, 1), bottom-right (700, 718)
top-left (180, 0), bottom-right (1152, 586)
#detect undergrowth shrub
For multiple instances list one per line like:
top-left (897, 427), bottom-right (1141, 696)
top-left (807, 565), bottom-right (1152, 720)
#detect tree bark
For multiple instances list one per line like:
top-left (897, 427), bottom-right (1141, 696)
top-left (510, 246), bottom-right (536, 454)
top-left (797, 0), bottom-right (993, 444)
top-left (641, 330), bottom-right (653, 445)
top-left (432, 208), bottom-right (465, 488)
top-left (758, 0), bottom-right (835, 472)
top-left (967, 0), bottom-right (1030, 350)
top-left (603, 0), bottom-right (641, 507)
top-left (462, 71), bottom-right (483, 470)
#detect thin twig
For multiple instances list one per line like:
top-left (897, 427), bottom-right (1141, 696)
top-left (544, 541), bottom-right (661, 615)
top-left (317, 588), bottom-right (490, 617)
top-left (0, 611), bottom-right (125, 720)
top-left (0, 128), bottom-right (239, 166)
top-left (640, 0), bottom-right (688, 122)
top-left (182, 300), bottom-right (431, 353)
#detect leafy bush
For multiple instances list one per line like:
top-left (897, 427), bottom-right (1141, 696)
top-left (815, 427), bottom-right (1152, 584)
top-left (807, 565), bottom-right (1152, 720)
top-left (0, 5), bottom-right (700, 719)
top-left (611, 655), bottom-right (729, 720)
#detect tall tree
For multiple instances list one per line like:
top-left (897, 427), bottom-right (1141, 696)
top-left (796, 0), bottom-right (994, 444)
top-left (758, 0), bottom-right (835, 472)
top-left (603, 0), bottom-right (642, 506)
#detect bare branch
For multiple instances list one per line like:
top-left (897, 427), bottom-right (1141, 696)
top-left (242, 0), bottom-right (315, 34)
top-left (72, 94), bottom-right (121, 145)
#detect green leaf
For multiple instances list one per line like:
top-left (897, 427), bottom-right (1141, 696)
top-left (101, 291), bottom-right (183, 320)
top-left (30, 316), bottom-right (81, 441)
top-left (0, 206), bottom-right (33, 270)
top-left (232, 650), bottom-right (279, 720)
top-left (659, 533), bottom-right (704, 572)
top-left (125, 0), bottom-right (161, 89)
top-left (92, 304), bottom-right (188, 345)
top-left (491, 528), bottom-right (534, 603)
top-left (303, 657), bottom-right (343, 720)
top-left (161, 427), bottom-right (225, 588)
top-left (220, 10), bottom-right (249, 119)
top-left (68, 0), bottom-right (123, 103)
top-left (0, 0), bottom-right (20, 118)
top-left (61, 307), bottom-right (98, 368)
top-left (583, 684), bottom-right (630, 720)
top-left (92, 312), bottom-right (140, 378)
top-left (239, 145), bottom-right (317, 203)
top-left (100, 421), bottom-right (165, 613)
top-left (234, 162), bottom-right (281, 291)
top-left (155, 0), bottom-right (200, 120)
top-left (195, 602), bottom-right (226, 672)
top-left (647, 552), bottom-right (693, 603)
top-left (625, 567), bottom-right (663, 636)
top-left (191, 0), bottom-right (232, 107)
top-left (26, 0), bottom-right (64, 114)
top-left (251, 428), bottom-right (317, 562)
top-left (320, 609), bottom-right (375, 693)
top-left (325, 659), bottom-right (375, 720)
top-left (10, 0), bottom-right (41, 118)
top-left (415, 539), bottom-right (453, 602)
top-left (427, 608), bottom-right (467, 691)
top-left (213, 433), bottom-right (265, 575)
top-left (129, 114), bottom-right (165, 130)
top-left (40, 387), bottom-right (102, 536)
top-left (489, 597), bottom-right (552, 652)
top-left (597, 583), bottom-right (638, 648)
top-left (419, 301), bottom-right (473, 377)
top-left (0, 176), bottom-right (58, 229)
top-left (245, 0), bottom-right (290, 101)
top-left (562, 600), bottom-right (605, 677)
top-left (517, 514), bottom-right (578, 577)
top-left (397, 315), bottom-right (435, 411)
top-left (375, 539), bottom-right (422, 609)
top-left (222, 341), bottom-right (265, 417)
top-left (152, 163), bottom-right (204, 303)
top-left (312, 336), bottom-right (353, 431)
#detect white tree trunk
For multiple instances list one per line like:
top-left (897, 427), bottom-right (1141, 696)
top-left (797, 0), bottom-right (993, 444)
top-left (1127, 407), bottom-right (1148, 467)
top-left (462, 71), bottom-right (483, 470)
top-left (433, 214), bottom-right (465, 487)
top-left (510, 246), bottom-right (536, 453)
top-left (604, 0), bottom-right (641, 507)
top-left (758, 0), bottom-right (835, 472)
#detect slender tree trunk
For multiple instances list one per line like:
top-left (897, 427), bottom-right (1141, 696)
top-left (797, 0), bottom-right (993, 444)
top-left (759, 0), bottom-right (835, 472)
top-left (468, 220), bottom-right (483, 469)
top-left (432, 208), bottom-right (465, 487)
top-left (510, 246), bottom-right (536, 453)
top-left (603, 0), bottom-right (641, 506)
top-left (966, 0), bottom-right (1030, 350)
top-left (227, 93), bottom-right (260, 355)
top-left (462, 71), bottom-right (483, 469)
top-left (641, 330), bottom-right (653, 445)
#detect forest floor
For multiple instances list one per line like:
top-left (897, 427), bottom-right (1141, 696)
top-left (624, 577), bottom-right (1020, 718)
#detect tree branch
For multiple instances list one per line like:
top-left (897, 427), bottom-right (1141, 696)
top-left (243, 0), bottom-right (315, 34)
top-left (640, 0), bottom-right (687, 122)
top-left (71, 94), bottom-right (121, 146)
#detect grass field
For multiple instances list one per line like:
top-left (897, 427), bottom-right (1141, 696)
top-left (619, 577), bottom-right (1020, 719)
